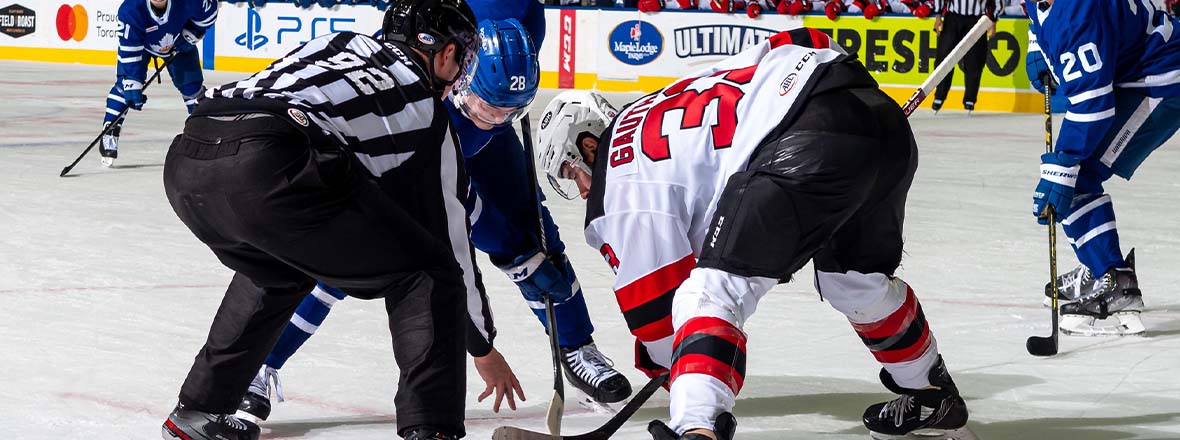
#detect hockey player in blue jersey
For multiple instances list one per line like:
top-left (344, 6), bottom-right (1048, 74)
top-left (234, 15), bottom-right (631, 423)
top-left (1026, 0), bottom-right (1180, 336)
top-left (100, 0), bottom-right (216, 167)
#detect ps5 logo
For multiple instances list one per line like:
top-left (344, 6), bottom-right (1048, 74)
top-left (235, 8), bottom-right (356, 52)
top-left (235, 7), bottom-right (268, 50)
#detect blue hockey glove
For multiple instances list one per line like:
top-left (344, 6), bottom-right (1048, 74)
top-left (181, 28), bottom-right (203, 46)
top-left (121, 78), bottom-right (146, 110)
top-left (1033, 153), bottom-right (1080, 224)
top-left (1025, 50), bottom-right (1054, 93)
top-left (497, 251), bottom-right (575, 304)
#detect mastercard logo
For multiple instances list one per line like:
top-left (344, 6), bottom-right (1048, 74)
top-left (55, 4), bottom-right (88, 42)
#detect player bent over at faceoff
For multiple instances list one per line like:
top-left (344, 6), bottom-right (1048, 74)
top-left (159, 0), bottom-right (481, 439)
top-left (536, 28), bottom-right (974, 440)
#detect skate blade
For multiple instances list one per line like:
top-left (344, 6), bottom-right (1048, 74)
top-left (870, 426), bottom-right (978, 440)
top-left (100, 157), bottom-right (115, 168)
top-left (573, 391), bottom-right (619, 414)
top-left (1060, 312), bottom-right (1145, 337)
top-left (1041, 296), bottom-right (1077, 308)
top-left (234, 410), bottom-right (262, 425)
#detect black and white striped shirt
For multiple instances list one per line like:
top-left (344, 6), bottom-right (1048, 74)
top-left (206, 32), bottom-right (497, 355)
top-left (934, 0), bottom-right (1002, 17)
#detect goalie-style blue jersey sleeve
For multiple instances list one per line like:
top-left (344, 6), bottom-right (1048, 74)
top-left (1029, 0), bottom-right (1117, 165)
top-left (184, 0), bottom-right (219, 39)
top-left (115, 1), bottom-right (150, 84)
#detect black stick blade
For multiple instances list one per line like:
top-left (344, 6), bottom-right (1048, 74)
top-left (1026, 335), bottom-right (1058, 356)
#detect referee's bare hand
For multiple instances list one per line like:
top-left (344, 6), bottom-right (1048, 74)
top-left (934, 17), bottom-right (943, 34)
top-left (988, 22), bottom-right (997, 38)
top-left (473, 347), bottom-right (526, 413)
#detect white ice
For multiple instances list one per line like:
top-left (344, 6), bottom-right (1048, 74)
top-left (3, 60), bottom-right (1180, 440)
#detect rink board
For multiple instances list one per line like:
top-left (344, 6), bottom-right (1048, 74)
top-left (0, 2), bottom-right (1039, 112)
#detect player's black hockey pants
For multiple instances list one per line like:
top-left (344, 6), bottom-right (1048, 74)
top-left (933, 12), bottom-right (989, 109)
top-left (162, 112), bottom-right (468, 436)
top-left (697, 84), bottom-right (917, 280)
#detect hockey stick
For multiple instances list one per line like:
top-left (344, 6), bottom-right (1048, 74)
top-left (492, 372), bottom-right (670, 440)
top-left (520, 114), bottom-right (566, 436)
top-left (1027, 80), bottom-right (1060, 356)
top-left (901, 15), bottom-right (994, 117)
top-left (60, 56), bottom-right (171, 177)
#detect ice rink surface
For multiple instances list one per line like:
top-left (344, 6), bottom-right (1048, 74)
top-left (3, 59), bottom-right (1180, 439)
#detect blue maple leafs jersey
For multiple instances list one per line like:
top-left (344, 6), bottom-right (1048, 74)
top-left (1027, 0), bottom-right (1180, 164)
top-left (116, 0), bottom-right (218, 83)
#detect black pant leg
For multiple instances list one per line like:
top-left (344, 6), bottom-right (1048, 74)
top-left (164, 115), bottom-right (468, 434)
top-left (932, 16), bottom-right (961, 102)
top-left (696, 88), bottom-right (891, 281)
top-left (813, 88), bottom-right (918, 275)
top-left (958, 15), bottom-right (989, 108)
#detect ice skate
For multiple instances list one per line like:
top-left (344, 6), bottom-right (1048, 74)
top-left (403, 427), bottom-right (460, 440)
top-left (235, 365), bottom-right (283, 422)
top-left (162, 402), bottom-right (260, 440)
top-left (648, 411), bottom-right (736, 440)
top-left (560, 341), bottom-right (632, 406)
top-left (1043, 263), bottom-right (1095, 307)
top-left (864, 356), bottom-right (976, 440)
top-left (100, 123), bottom-right (119, 168)
top-left (1060, 251), bottom-right (1144, 336)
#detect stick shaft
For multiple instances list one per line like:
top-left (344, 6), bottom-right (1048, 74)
top-left (901, 15), bottom-right (994, 116)
top-left (521, 115), bottom-right (565, 435)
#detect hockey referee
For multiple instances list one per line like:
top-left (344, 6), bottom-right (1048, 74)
top-left (159, 1), bottom-right (483, 439)
top-left (930, 0), bottom-right (1001, 112)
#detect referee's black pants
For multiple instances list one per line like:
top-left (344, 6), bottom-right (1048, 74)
top-left (162, 112), bottom-right (468, 436)
top-left (933, 12), bottom-right (989, 110)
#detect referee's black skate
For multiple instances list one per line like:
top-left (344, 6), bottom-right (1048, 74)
top-left (162, 403), bottom-right (260, 440)
top-left (863, 356), bottom-right (975, 440)
top-left (402, 426), bottom-right (460, 440)
top-left (560, 340), bottom-right (632, 404)
top-left (1059, 250), bottom-right (1144, 336)
top-left (648, 411), bottom-right (736, 440)
top-left (236, 365), bottom-right (282, 422)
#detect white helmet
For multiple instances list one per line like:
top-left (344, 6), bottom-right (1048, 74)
top-left (535, 90), bottom-right (618, 200)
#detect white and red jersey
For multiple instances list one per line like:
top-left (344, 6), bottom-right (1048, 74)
top-left (583, 28), bottom-right (849, 365)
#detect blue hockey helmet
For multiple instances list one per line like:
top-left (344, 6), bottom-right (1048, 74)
top-left (451, 18), bottom-right (539, 129)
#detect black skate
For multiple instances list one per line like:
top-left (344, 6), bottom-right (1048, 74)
top-left (162, 403), bottom-right (260, 440)
top-left (863, 356), bottom-right (975, 440)
top-left (648, 412), bottom-right (736, 440)
top-left (1060, 250), bottom-right (1144, 336)
top-left (236, 365), bottom-right (282, 422)
top-left (403, 426), bottom-right (460, 440)
top-left (1043, 263), bottom-right (1095, 307)
top-left (100, 123), bottom-right (119, 168)
top-left (560, 341), bottom-right (632, 404)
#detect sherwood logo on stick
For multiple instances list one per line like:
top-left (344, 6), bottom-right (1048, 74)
top-left (0, 4), bottom-right (35, 38)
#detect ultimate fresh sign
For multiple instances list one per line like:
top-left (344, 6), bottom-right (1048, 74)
top-left (673, 25), bottom-right (776, 58)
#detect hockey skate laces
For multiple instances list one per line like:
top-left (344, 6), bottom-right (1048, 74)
top-left (880, 395), bottom-right (916, 427)
top-left (265, 366), bottom-right (285, 403)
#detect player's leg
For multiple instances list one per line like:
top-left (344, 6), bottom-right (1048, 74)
top-left (167, 45), bottom-right (205, 114)
top-left (1055, 93), bottom-right (1180, 335)
top-left (659, 87), bottom-right (892, 436)
top-left (960, 27), bottom-right (988, 112)
top-left (162, 112), bottom-right (469, 439)
top-left (236, 282), bottom-right (348, 421)
top-left (465, 130), bottom-right (630, 402)
top-left (810, 87), bottom-right (969, 438)
top-left (931, 14), bottom-right (960, 111)
top-left (100, 82), bottom-right (127, 166)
